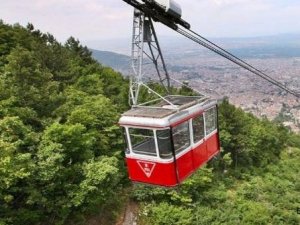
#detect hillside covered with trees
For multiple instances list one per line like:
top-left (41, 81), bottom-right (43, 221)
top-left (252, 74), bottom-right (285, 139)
top-left (0, 21), bottom-right (299, 225)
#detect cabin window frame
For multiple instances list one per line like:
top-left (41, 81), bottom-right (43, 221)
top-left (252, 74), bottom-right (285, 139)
top-left (204, 106), bottom-right (218, 136)
top-left (128, 127), bottom-right (158, 157)
top-left (125, 126), bottom-right (175, 160)
top-left (171, 120), bottom-right (191, 155)
top-left (156, 128), bottom-right (173, 159)
top-left (191, 113), bottom-right (205, 145)
top-left (123, 127), bottom-right (130, 154)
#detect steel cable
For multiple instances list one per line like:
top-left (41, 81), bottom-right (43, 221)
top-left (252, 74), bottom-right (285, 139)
top-left (176, 28), bottom-right (300, 98)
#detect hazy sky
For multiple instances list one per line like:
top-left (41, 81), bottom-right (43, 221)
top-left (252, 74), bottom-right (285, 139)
top-left (2, 0), bottom-right (300, 49)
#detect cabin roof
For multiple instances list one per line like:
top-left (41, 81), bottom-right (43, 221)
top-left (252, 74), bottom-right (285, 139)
top-left (119, 96), bottom-right (218, 128)
top-left (122, 95), bottom-right (208, 119)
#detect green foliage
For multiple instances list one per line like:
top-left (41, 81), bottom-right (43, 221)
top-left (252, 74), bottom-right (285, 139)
top-left (0, 116), bottom-right (35, 200)
top-left (144, 202), bottom-right (193, 225)
top-left (131, 167), bottom-right (214, 206)
top-left (0, 22), bottom-right (128, 224)
top-left (192, 147), bottom-right (300, 225)
top-left (69, 157), bottom-right (120, 207)
top-left (287, 133), bottom-right (300, 148)
top-left (219, 99), bottom-right (288, 168)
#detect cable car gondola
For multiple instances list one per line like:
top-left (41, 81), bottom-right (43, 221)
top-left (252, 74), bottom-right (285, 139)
top-left (119, 0), bottom-right (222, 187)
top-left (120, 0), bottom-right (300, 187)
top-left (119, 96), bottom-right (220, 187)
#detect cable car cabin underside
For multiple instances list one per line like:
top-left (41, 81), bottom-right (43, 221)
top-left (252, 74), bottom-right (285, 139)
top-left (119, 96), bottom-right (220, 187)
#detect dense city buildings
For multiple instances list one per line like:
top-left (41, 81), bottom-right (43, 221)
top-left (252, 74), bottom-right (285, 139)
top-left (167, 56), bottom-right (300, 132)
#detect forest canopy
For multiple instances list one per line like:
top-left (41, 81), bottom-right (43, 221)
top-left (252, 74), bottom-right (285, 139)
top-left (0, 21), bottom-right (129, 224)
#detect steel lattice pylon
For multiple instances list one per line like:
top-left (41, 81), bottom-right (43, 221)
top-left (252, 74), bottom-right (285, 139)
top-left (129, 9), bottom-right (170, 106)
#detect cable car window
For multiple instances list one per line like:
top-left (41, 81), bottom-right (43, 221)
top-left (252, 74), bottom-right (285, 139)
top-left (129, 128), bottom-right (157, 156)
top-left (193, 114), bottom-right (205, 143)
top-left (157, 129), bottom-right (172, 159)
top-left (205, 107), bottom-right (217, 135)
top-left (172, 121), bottom-right (190, 154)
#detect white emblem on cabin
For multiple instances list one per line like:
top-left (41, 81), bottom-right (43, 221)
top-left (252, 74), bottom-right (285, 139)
top-left (137, 161), bottom-right (156, 178)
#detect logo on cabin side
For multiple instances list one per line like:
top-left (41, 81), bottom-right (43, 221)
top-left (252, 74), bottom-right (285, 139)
top-left (137, 161), bottom-right (156, 178)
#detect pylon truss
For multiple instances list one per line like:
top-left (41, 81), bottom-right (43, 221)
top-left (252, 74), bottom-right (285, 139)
top-left (130, 10), bottom-right (171, 106)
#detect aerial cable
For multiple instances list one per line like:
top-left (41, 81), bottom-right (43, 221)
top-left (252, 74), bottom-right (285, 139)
top-left (175, 27), bottom-right (300, 98)
top-left (177, 28), bottom-right (298, 97)
top-left (176, 28), bottom-right (278, 84)
top-left (187, 29), bottom-right (299, 96)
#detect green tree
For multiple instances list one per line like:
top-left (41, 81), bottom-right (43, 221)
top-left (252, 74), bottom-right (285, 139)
top-left (0, 21), bottom-right (127, 224)
top-left (146, 202), bottom-right (193, 225)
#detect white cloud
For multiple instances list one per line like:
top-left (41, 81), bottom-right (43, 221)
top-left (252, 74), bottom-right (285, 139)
top-left (175, 0), bottom-right (300, 37)
top-left (1, 0), bottom-right (300, 49)
top-left (213, 0), bottom-right (250, 6)
top-left (0, 0), bottom-right (132, 41)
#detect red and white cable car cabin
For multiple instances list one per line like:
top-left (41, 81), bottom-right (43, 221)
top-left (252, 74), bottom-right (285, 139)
top-left (119, 96), bottom-right (220, 187)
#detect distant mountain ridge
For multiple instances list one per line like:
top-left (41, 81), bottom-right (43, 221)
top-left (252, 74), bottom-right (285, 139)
top-left (91, 49), bottom-right (130, 72)
top-left (91, 33), bottom-right (300, 71)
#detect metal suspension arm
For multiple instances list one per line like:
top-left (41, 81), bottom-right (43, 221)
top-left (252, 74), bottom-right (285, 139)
top-left (129, 9), bottom-right (171, 106)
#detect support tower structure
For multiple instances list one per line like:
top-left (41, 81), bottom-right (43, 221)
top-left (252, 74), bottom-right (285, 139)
top-left (130, 9), bottom-right (170, 106)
